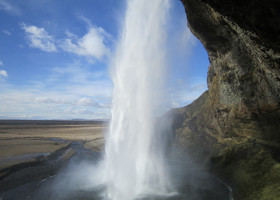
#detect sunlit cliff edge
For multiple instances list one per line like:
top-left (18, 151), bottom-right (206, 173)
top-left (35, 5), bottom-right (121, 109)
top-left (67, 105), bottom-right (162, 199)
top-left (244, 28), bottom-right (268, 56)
top-left (171, 0), bottom-right (280, 199)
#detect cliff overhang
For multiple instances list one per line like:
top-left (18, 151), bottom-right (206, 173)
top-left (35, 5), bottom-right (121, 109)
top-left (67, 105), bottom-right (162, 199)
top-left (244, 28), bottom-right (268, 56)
top-left (172, 1), bottom-right (280, 199)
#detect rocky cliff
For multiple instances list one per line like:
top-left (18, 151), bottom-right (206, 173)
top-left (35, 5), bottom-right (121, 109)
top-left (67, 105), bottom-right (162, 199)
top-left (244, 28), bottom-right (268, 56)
top-left (171, 0), bottom-right (280, 199)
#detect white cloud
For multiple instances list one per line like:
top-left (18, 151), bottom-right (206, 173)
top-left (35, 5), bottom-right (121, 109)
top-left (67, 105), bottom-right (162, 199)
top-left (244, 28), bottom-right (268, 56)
top-left (34, 97), bottom-right (68, 104)
top-left (77, 97), bottom-right (103, 107)
top-left (63, 108), bottom-right (110, 119)
top-left (0, 0), bottom-right (20, 15)
top-left (20, 21), bottom-right (111, 61)
top-left (65, 30), bottom-right (76, 39)
top-left (64, 108), bottom-right (95, 115)
top-left (0, 70), bottom-right (7, 78)
top-left (50, 61), bottom-right (109, 87)
top-left (63, 81), bottom-right (112, 99)
top-left (52, 63), bottom-right (91, 83)
top-left (171, 101), bottom-right (180, 108)
top-left (2, 29), bottom-right (11, 36)
top-left (168, 80), bottom-right (207, 108)
top-left (34, 96), bottom-right (104, 108)
top-left (21, 23), bottom-right (57, 52)
top-left (46, 61), bottom-right (112, 99)
top-left (78, 15), bottom-right (93, 28)
top-left (0, 114), bottom-right (28, 119)
top-left (180, 25), bottom-right (196, 49)
top-left (61, 27), bottom-right (111, 60)
top-left (0, 84), bottom-right (111, 119)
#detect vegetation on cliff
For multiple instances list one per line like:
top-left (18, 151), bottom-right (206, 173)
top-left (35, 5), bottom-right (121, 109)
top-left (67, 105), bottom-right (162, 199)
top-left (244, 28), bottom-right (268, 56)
top-left (172, 0), bottom-right (280, 199)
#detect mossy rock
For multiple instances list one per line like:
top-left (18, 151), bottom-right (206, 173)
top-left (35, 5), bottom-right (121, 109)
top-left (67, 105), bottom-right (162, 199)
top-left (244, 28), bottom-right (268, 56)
top-left (211, 142), bottom-right (280, 200)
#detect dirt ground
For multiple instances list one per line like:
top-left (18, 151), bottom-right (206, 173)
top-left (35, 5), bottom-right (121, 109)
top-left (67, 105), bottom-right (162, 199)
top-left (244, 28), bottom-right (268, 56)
top-left (0, 120), bottom-right (106, 170)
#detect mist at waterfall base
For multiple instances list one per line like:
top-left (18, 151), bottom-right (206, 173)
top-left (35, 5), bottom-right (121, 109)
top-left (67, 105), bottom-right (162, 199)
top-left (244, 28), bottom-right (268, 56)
top-left (26, 0), bottom-right (232, 199)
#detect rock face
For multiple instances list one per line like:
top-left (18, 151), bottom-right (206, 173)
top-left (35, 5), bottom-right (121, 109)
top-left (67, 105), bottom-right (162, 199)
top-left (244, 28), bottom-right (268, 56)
top-left (171, 0), bottom-right (280, 199)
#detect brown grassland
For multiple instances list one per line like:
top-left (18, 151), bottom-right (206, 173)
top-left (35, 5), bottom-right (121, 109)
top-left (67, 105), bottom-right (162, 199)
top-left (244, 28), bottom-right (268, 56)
top-left (0, 120), bottom-right (106, 170)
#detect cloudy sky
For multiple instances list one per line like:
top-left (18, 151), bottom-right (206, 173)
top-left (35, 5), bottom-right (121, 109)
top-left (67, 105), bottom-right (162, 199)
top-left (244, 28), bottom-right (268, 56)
top-left (0, 0), bottom-right (209, 120)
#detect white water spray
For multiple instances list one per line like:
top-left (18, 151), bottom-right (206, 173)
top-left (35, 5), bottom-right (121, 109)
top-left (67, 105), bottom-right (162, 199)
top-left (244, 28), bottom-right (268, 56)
top-left (104, 0), bottom-right (173, 199)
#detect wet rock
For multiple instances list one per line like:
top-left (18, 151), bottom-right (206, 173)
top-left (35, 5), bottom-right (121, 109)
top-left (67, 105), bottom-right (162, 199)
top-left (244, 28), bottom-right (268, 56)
top-left (172, 0), bottom-right (280, 199)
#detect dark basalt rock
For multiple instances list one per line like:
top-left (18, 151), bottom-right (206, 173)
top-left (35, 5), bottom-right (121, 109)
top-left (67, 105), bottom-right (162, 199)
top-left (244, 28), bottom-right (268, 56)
top-left (172, 0), bottom-right (280, 199)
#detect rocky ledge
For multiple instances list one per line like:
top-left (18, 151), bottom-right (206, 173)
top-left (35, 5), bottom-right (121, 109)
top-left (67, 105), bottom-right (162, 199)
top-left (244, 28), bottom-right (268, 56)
top-left (171, 0), bottom-right (280, 199)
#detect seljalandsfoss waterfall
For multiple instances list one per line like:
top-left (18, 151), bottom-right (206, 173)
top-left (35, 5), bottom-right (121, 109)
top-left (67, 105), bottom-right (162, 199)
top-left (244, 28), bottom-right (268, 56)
top-left (1, 0), bottom-right (279, 198)
top-left (7, 0), bottom-right (233, 200)
top-left (103, 0), bottom-right (173, 199)
top-left (101, 0), bottom-right (232, 199)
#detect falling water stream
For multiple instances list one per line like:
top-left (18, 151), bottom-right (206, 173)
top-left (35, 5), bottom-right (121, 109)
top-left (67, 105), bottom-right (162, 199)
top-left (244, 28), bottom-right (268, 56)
top-left (103, 0), bottom-right (173, 199)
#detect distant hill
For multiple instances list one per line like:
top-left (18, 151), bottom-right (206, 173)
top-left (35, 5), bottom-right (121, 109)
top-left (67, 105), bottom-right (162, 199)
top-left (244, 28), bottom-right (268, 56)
top-left (0, 119), bottom-right (108, 125)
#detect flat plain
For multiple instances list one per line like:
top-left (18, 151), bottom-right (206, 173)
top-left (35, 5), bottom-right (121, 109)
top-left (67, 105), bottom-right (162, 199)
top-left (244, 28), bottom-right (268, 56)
top-left (0, 120), bottom-right (106, 170)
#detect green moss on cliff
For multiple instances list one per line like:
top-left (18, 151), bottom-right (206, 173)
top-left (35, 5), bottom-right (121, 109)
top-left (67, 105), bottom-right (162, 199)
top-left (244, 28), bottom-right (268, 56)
top-left (211, 142), bottom-right (280, 200)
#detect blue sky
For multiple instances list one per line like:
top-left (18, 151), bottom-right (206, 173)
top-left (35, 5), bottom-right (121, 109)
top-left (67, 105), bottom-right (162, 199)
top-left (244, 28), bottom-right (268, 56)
top-left (0, 0), bottom-right (209, 120)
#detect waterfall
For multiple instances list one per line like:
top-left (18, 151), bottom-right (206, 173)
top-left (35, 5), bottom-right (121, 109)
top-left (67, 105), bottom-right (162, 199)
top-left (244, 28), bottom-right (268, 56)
top-left (103, 0), bottom-right (173, 199)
